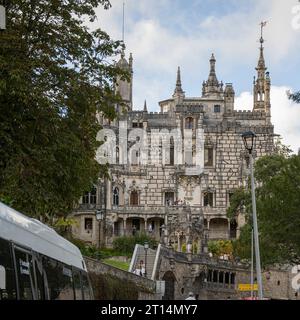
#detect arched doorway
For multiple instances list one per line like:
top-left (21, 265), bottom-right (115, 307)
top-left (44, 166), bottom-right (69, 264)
top-left (209, 218), bottom-right (229, 239)
top-left (162, 271), bottom-right (176, 300)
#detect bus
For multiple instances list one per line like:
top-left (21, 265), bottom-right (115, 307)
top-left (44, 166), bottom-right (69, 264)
top-left (0, 201), bottom-right (94, 300)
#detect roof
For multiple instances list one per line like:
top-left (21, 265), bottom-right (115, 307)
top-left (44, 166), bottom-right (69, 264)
top-left (0, 202), bottom-right (86, 271)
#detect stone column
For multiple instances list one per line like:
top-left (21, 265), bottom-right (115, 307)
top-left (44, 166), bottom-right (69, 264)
top-left (123, 218), bottom-right (127, 236)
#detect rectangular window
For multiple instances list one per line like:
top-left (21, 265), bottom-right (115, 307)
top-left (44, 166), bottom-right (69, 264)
top-left (132, 122), bottom-right (138, 128)
top-left (165, 192), bottom-right (175, 206)
top-left (82, 192), bottom-right (89, 204)
top-left (13, 248), bottom-right (34, 300)
top-left (90, 188), bottom-right (97, 204)
top-left (43, 259), bottom-right (74, 300)
top-left (214, 105), bottom-right (221, 113)
top-left (73, 270), bottom-right (83, 300)
top-left (84, 218), bottom-right (93, 231)
top-left (204, 147), bottom-right (214, 167)
top-left (130, 192), bottom-right (139, 206)
top-left (139, 123), bottom-right (143, 128)
top-left (0, 238), bottom-right (17, 300)
top-left (81, 273), bottom-right (92, 300)
top-left (228, 192), bottom-right (234, 206)
top-left (203, 192), bottom-right (214, 207)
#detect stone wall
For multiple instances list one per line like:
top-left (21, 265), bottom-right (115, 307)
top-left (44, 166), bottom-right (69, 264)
top-left (84, 257), bottom-right (159, 300)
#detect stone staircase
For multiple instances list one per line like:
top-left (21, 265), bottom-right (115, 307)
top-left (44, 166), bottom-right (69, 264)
top-left (129, 244), bottom-right (161, 280)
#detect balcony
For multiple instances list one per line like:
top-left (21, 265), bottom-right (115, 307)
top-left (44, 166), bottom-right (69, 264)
top-left (110, 205), bottom-right (167, 215)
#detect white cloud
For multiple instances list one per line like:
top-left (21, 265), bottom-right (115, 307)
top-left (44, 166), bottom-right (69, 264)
top-left (90, 0), bottom-right (300, 150)
top-left (236, 86), bottom-right (300, 153)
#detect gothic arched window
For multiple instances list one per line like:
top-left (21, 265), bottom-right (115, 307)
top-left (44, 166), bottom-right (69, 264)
top-left (116, 147), bottom-right (119, 164)
top-left (113, 187), bottom-right (119, 206)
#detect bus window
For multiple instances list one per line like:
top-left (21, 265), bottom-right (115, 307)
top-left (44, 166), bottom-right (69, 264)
top-left (0, 238), bottom-right (17, 299)
top-left (13, 248), bottom-right (34, 300)
top-left (43, 258), bottom-right (74, 300)
top-left (33, 257), bottom-right (45, 300)
top-left (73, 269), bottom-right (83, 300)
top-left (81, 273), bottom-right (92, 300)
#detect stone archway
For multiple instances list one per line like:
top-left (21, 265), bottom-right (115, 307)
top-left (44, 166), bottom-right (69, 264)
top-left (162, 271), bottom-right (176, 300)
top-left (209, 218), bottom-right (229, 239)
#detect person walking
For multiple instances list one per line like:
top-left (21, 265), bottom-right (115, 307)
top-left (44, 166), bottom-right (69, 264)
top-left (185, 292), bottom-right (196, 300)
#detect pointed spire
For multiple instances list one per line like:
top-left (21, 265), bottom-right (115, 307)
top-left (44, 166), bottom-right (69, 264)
top-left (253, 22), bottom-right (271, 116)
top-left (202, 54), bottom-right (222, 97)
top-left (256, 22), bottom-right (267, 77)
top-left (173, 66), bottom-right (184, 97)
top-left (207, 53), bottom-right (218, 85)
top-left (143, 100), bottom-right (147, 112)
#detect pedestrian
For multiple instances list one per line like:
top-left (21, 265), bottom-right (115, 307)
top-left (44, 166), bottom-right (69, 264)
top-left (139, 260), bottom-right (145, 276)
top-left (185, 292), bottom-right (196, 300)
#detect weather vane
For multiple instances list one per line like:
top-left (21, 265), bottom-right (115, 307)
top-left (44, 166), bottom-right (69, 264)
top-left (259, 21), bottom-right (268, 45)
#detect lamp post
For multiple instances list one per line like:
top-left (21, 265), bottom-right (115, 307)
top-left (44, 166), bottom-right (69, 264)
top-left (242, 131), bottom-right (263, 300)
top-left (144, 241), bottom-right (149, 278)
top-left (96, 210), bottom-right (104, 249)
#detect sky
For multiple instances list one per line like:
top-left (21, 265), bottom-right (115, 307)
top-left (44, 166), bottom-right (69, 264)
top-left (92, 0), bottom-right (300, 153)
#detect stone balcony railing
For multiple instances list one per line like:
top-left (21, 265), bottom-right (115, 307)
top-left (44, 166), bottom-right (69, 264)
top-left (110, 205), bottom-right (167, 215)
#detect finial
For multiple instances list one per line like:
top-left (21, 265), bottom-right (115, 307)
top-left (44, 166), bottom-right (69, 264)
top-left (143, 100), bottom-right (147, 112)
top-left (259, 21), bottom-right (267, 47)
top-left (173, 66), bottom-right (184, 96)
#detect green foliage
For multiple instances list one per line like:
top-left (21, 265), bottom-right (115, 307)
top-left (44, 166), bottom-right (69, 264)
top-left (102, 259), bottom-right (130, 271)
top-left (54, 217), bottom-right (78, 236)
top-left (68, 237), bottom-right (126, 260)
top-left (113, 234), bottom-right (157, 256)
top-left (208, 240), bottom-right (233, 258)
top-left (0, 0), bottom-right (127, 222)
top-left (89, 272), bottom-right (139, 300)
top-left (228, 153), bottom-right (300, 266)
top-left (288, 91), bottom-right (300, 103)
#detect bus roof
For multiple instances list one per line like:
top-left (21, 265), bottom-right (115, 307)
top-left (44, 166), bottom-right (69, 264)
top-left (0, 202), bottom-right (86, 271)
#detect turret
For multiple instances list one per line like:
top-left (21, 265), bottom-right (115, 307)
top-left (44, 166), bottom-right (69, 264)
top-left (253, 22), bottom-right (271, 118)
top-left (115, 51), bottom-right (133, 112)
top-left (202, 54), bottom-right (223, 98)
top-left (224, 83), bottom-right (235, 113)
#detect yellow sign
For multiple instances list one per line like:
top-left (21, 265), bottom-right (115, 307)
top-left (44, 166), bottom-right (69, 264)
top-left (238, 284), bottom-right (258, 291)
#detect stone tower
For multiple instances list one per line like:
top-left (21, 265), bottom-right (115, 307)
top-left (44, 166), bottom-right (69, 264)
top-left (115, 51), bottom-right (133, 112)
top-left (202, 54), bottom-right (224, 99)
top-left (253, 27), bottom-right (271, 119)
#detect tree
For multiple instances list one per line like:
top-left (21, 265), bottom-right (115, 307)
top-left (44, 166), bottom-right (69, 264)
top-left (0, 1), bottom-right (127, 223)
top-left (288, 90), bottom-right (300, 103)
top-left (227, 152), bottom-right (300, 266)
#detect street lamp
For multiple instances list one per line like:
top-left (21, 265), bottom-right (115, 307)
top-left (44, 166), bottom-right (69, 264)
top-left (96, 210), bottom-right (104, 249)
top-left (144, 242), bottom-right (149, 278)
top-left (241, 131), bottom-right (263, 300)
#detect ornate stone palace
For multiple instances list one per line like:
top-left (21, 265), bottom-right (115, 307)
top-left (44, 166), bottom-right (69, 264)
top-left (71, 34), bottom-right (274, 250)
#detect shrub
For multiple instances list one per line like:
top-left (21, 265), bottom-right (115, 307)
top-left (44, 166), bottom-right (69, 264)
top-left (112, 233), bottom-right (157, 256)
